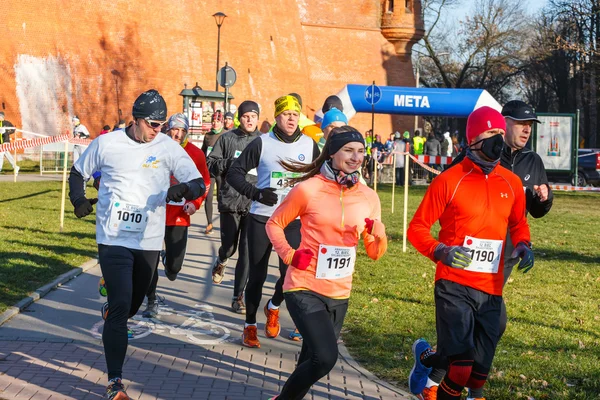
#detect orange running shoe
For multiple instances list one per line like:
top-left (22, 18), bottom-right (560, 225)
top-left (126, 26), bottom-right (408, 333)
top-left (421, 385), bottom-right (438, 400)
top-left (242, 325), bottom-right (261, 348)
top-left (264, 304), bottom-right (281, 338)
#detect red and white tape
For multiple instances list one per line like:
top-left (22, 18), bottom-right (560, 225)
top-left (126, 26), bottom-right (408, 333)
top-left (0, 134), bottom-right (91, 152)
top-left (408, 154), bottom-right (442, 175)
top-left (415, 155), bottom-right (454, 165)
top-left (549, 185), bottom-right (600, 192)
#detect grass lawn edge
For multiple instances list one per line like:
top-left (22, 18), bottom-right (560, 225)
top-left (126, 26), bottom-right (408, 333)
top-left (0, 258), bottom-right (98, 327)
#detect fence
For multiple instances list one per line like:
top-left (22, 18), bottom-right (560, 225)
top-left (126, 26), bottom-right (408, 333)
top-left (0, 130), bottom-right (88, 176)
top-left (371, 149), bottom-right (453, 184)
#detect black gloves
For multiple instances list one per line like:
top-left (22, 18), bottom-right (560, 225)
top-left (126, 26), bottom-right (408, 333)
top-left (166, 183), bottom-right (190, 203)
top-left (253, 187), bottom-right (278, 206)
top-left (511, 241), bottom-right (534, 273)
top-left (434, 243), bottom-right (472, 269)
top-left (73, 197), bottom-right (98, 218)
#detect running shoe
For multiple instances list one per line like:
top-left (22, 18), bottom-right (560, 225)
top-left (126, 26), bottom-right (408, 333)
top-left (231, 295), bottom-right (246, 314)
top-left (242, 325), bottom-right (261, 348)
top-left (105, 378), bottom-right (131, 399)
top-left (142, 300), bottom-right (158, 318)
top-left (420, 385), bottom-right (438, 400)
top-left (409, 338), bottom-right (433, 395)
top-left (264, 304), bottom-right (281, 338)
top-left (211, 258), bottom-right (227, 284)
top-left (205, 223), bottom-right (214, 234)
top-left (288, 328), bottom-right (302, 341)
top-left (101, 302), bottom-right (109, 321)
top-left (98, 277), bottom-right (107, 297)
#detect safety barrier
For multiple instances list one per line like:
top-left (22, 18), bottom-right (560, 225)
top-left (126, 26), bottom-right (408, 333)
top-left (549, 185), bottom-right (600, 192)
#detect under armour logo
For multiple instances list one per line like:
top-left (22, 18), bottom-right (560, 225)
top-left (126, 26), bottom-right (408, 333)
top-left (500, 193), bottom-right (508, 198)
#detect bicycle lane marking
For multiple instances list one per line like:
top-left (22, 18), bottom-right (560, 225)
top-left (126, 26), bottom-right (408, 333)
top-left (89, 303), bottom-right (237, 344)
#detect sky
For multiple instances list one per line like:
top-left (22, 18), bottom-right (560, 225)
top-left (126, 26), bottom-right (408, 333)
top-left (446, 0), bottom-right (548, 23)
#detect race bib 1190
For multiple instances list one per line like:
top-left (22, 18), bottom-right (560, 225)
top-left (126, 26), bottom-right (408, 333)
top-left (463, 236), bottom-right (503, 274)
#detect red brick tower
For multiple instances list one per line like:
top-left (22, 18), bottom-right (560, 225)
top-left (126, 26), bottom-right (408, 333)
top-left (380, 0), bottom-right (425, 131)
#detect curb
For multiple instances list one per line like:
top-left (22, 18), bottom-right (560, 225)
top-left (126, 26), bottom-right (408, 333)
top-left (338, 342), bottom-right (417, 399)
top-left (0, 258), bottom-right (98, 327)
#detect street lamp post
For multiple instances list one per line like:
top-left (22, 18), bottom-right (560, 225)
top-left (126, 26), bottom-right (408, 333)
top-left (213, 12), bottom-right (227, 92)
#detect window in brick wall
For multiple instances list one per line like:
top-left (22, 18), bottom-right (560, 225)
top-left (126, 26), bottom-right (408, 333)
top-left (387, 0), bottom-right (394, 13)
top-left (406, 0), bottom-right (413, 13)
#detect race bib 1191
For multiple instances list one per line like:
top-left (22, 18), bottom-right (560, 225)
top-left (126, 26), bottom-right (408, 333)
top-left (315, 245), bottom-right (356, 280)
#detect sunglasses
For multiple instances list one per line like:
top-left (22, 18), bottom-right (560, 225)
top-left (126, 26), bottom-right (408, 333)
top-left (144, 118), bottom-right (167, 128)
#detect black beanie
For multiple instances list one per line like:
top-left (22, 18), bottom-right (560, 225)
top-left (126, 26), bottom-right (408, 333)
top-left (288, 92), bottom-right (302, 108)
top-left (132, 89), bottom-right (167, 120)
top-left (328, 128), bottom-right (365, 155)
top-left (237, 100), bottom-right (260, 118)
top-left (322, 95), bottom-right (343, 113)
top-left (224, 111), bottom-right (234, 119)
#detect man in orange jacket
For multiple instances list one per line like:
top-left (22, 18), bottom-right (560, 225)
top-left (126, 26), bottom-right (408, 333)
top-left (142, 113), bottom-right (211, 318)
top-left (406, 106), bottom-right (534, 400)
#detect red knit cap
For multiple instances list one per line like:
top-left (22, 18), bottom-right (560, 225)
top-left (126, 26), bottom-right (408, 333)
top-left (466, 106), bottom-right (506, 143)
top-left (212, 110), bottom-right (224, 122)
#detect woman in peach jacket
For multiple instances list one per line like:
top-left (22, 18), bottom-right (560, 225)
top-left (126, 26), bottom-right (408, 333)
top-left (265, 125), bottom-right (387, 400)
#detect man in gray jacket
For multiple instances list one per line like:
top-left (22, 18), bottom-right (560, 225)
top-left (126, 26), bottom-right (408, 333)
top-left (206, 100), bottom-right (261, 313)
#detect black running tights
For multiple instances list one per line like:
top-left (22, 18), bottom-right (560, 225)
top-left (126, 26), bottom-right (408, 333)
top-left (99, 244), bottom-right (158, 380)
top-left (146, 225), bottom-right (188, 302)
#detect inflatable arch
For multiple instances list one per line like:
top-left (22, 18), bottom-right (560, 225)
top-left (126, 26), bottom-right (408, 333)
top-left (314, 84), bottom-right (502, 122)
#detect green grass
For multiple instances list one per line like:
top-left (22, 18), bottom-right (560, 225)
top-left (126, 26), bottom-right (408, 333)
top-left (1, 180), bottom-right (599, 398)
top-left (0, 158), bottom-right (42, 174)
top-left (0, 181), bottom-right (97, 313)
top-left (346, 185), bottom-right (600, 399)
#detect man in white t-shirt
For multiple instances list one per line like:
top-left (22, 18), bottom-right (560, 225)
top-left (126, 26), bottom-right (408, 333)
top-left (68, 89), bottom-right (206, 400)
top-left (72, 116), bottom-right (90, 164)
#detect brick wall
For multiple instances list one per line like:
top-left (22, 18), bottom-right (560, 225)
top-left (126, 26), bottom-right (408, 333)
top-left (0, 0), bottom-right (417, 139)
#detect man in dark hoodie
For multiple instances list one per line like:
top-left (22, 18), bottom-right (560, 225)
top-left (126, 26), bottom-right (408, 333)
top-left (201, 110), bottom-right (226, 234)
top-left (206, 101), bottom-right (261, 314)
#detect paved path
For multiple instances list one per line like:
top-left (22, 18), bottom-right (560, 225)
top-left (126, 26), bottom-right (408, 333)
top-left (0, 173), bottom-right (63, 182)
top-left (0, 206), bottom-right (411, 400)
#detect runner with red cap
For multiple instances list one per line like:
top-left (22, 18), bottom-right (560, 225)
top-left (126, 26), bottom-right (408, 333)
top-left (406, 106), bottom-right (533, 400)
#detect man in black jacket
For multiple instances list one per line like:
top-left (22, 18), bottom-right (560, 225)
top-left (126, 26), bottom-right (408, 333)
top-left (420, 101), bottom-right (554, 399)
top-left (207, 101), bottom-right (261, 313)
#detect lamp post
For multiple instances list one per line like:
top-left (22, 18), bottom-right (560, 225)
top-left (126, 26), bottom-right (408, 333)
top-left (413, 52), bottom-right (449, 134)
top-left (213, 12), bottom-right (227, 92)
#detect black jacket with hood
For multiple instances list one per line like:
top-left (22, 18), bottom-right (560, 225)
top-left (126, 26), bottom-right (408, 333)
top-left (206, 127), bottom-right (260, 213)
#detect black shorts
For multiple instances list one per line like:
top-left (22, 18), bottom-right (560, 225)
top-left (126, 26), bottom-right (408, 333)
top-left (435, 279), bottom-right (502, 368)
